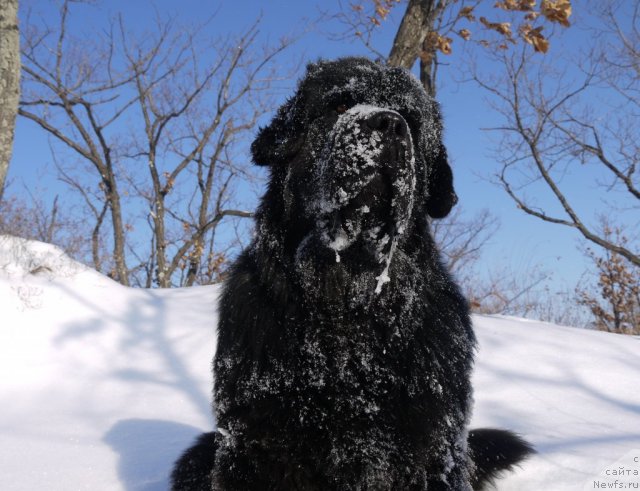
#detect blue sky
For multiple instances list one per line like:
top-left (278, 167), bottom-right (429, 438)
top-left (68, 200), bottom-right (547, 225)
top-left (9, 0), bottom-right (618, 299)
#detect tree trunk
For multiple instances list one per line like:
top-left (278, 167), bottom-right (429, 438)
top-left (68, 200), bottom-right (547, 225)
top-left (106, 178), bottom-right (130, 286)
top-left (388, 0), bottom-right (434, 68)
top-left (0, 0), bottom-right (20, 203)
top-left (387, 0), bottom-right (442, 96)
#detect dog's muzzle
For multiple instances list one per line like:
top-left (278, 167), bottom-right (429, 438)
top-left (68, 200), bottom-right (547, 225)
top-left (312, 105), bottom-right (416, 262)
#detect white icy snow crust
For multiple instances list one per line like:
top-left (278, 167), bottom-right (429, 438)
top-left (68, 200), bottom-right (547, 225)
top-left (1, 237), bottom-right (639, 490)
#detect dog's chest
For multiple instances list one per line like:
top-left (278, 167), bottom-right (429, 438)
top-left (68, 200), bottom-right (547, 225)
top-left (286, 327), bottom-right (391, 431)
top-left (300, 324), bottom-right (388, 386)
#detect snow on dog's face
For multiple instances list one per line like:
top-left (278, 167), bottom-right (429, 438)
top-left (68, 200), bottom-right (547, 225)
top-left (251, 57), bottom-right (457, 294)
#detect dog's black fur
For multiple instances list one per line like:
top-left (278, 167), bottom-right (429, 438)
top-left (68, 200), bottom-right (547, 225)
top-left (171, 57), bottom-right (533, 490)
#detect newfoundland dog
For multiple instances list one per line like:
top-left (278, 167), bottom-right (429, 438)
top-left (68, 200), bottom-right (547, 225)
top-left (171, 57), bottom-right (533, 490)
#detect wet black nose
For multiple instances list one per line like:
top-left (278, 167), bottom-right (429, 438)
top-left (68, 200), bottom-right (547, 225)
top-left (365, 111), bottom-right (408, 138)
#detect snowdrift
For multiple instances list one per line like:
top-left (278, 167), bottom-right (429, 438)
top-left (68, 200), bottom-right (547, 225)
top-left (0, 236), bottom-right (638, 490)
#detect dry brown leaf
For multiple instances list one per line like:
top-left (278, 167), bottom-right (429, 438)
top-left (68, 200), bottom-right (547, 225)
top-left (520, 23), bottom-right (549, 52)
top-left (495, 0), bottom-right (536, 11)
top-left (497, 22), bottom-right (512, 36)
top-left (460, 6), bottom-right (476, 21)
top-left (458, 28), bottom-right (472, 41)
top-left (494, 0), bottom-right (514, 9)
top-left (531, 34), bottom-right (549, 53)
top-left (375, 5), bottom-right (390, 19)
top-left (370, 16), bottom-right (381, 26)
top-left (540, 0), bottom-right (572, 27)
top-left (438, 36), bottom-right (453, 54)
top-left (372, 0), bottom-right (400, 20)
top-left (425, 32), bottom-right (453, 56)
top-left (480, 17), bottom-right (513, 37)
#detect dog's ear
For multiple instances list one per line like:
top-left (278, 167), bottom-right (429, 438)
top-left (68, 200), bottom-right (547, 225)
top-left (426, 144), bottom-right (458, 219)
top-left (251, 95), bottom-right (305, 167)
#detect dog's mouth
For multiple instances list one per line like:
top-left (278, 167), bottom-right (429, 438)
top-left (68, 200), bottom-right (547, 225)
top-left (310, 105), bottom-right (416, 266)
top-left (325, 173), bottom-right (393, 257)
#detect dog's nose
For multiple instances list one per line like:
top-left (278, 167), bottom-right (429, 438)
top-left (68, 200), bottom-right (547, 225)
top-left (365, 111), bottom-right (408, 138)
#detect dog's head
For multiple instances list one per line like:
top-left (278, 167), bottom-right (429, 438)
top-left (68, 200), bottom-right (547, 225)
top-left (252, 57), bottom-right (457, 283)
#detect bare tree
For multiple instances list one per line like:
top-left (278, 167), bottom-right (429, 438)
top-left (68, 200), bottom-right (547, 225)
top-left (19, 1), bottom-right (294, 287)
top-left (430, 207), bottom-right (498, 277)
top-left (466, 264), bottom-right (549, 315)
top-left (474, 1), bottom-right (639, 269)
top-left (577, 221), bottom-right (639, 334)
top-left (0, 193), bottom-right (87, 259)
top-left (0, 0), bottom-right (20, 203)
top-left (332, 0), bottom-right (571, 95)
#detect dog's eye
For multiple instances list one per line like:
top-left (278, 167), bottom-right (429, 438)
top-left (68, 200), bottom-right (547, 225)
top-left (336, 104), bottom-right (349, 114)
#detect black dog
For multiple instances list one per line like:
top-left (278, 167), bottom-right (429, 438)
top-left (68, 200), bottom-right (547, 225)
top-left (171, 57), bottom-right (533, 490)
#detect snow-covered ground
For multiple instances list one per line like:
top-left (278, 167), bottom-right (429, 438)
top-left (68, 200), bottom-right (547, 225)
top-left (0, 235), bottom-right (638, 491)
